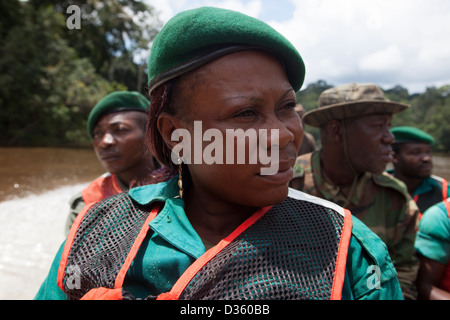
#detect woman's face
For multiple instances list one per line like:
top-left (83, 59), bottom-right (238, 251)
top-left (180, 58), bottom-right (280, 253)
top-left (173, 50), bottom-right (303, 208)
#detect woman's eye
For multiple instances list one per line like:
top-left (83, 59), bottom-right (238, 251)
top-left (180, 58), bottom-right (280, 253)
top-left (283, 102), bottom-right (296, 111)
top-left (277, 102), bottom-right (296, 114)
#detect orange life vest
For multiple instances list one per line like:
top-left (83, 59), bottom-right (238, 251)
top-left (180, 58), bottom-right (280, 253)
top-left (81, 174), bottom-right (123, 206)
top-left (57, 191), bottom-right (352, 300)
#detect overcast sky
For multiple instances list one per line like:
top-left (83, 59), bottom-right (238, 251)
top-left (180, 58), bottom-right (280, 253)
top-left (144, 0), bottom-right (450, 94)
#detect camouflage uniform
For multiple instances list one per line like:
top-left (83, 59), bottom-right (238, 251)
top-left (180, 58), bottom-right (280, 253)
top-left (292, 151), bottom-right (420, 299)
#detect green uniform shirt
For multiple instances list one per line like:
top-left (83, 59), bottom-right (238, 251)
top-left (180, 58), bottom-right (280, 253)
top-left (293, 151), bottom-right (419, 299)
top-left (415, 201), bottom-right (450, 265)
top-left (387, 169), bottom-right (449, 214)
top-left (412, 176), bottom-right (449, 214)
top-left (35, 177), bottom-right (402, 300)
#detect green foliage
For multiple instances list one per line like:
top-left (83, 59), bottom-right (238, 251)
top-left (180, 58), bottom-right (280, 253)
top-left (0, 0), bottom-right (159, 146)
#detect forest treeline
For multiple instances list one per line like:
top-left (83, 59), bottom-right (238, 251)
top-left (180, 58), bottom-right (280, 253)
top-left (1, 1), bottom-right (449, 153)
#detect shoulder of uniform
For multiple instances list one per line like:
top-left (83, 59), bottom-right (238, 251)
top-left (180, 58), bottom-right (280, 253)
top-left (430, 175), bottom-right (448, 188)
top-left (420, 201), bottom-right (450, 236)
top-left (288, 188), bottom-right (346, 217)
top-left (373, 171), bottom-right (409, 196)
top-left (350, 216), bottom-right (398, 276)
top-left (69, 191), bottom-right (85, 211)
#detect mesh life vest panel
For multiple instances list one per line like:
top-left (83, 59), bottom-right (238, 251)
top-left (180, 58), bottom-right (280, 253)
top-left (57, 192), bottom-right (160, 300)
top-left (162, 196), bottom-right (351, 300)
top-left (58, 191), bottom-right (351, 300)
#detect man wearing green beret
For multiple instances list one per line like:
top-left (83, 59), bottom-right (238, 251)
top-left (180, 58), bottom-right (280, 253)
top-left (291, 83), bottom-right (420, 299)
top-left (390, 126), bottom-right (449, 216)
top-left (64, 91), bottom-right (159, 233)
top-left (36, 7), bottom-right (402, 301)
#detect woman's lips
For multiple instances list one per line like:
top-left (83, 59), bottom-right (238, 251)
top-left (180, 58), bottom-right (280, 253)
top-left (257, 159), bottom-right (295, 184)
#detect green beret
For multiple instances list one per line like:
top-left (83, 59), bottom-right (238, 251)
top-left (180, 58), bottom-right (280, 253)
top-left (303, 83), bottom-right (409, 127)
top-left (87, 91), bottom-right (150, 138)
top-left (391, 126), bottom-right (435, 145)
top-left (147, 6), bottom-right (305, 93)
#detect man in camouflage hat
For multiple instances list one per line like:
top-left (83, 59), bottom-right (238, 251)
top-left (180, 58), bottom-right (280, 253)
top-left (390, 126), bottom-right (449, 216)
top-left (291, 83), bottom-right (420, 299)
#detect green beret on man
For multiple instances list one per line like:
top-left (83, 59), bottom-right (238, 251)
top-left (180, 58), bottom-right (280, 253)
top-left (87, 91), bottom-right (150, 138)
top-left (303, 83), bottom-right (409, 127)
top-left (147, 6), bottom-right (305, 93)
top-left (391, 126), bottom-right (435, 145)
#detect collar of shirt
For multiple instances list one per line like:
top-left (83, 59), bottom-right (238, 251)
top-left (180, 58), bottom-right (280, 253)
top-left (413, 175), bottom-right (443, 197)
top-left (128, 177), bottom-right (205, 259)
top-left (311, 151), bottom-right (371, 207)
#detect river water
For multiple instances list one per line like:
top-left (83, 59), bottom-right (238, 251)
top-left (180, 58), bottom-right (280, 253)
top-left (0, 147), bottom-right (103, 299)
top-left (0, 147), bottom-right (449, 299)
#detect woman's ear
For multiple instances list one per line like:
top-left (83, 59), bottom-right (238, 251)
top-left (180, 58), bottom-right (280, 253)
top-left (157, 112), bottom-right (182, 151)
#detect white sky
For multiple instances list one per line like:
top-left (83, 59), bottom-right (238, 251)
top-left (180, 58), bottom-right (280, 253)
top-left (144, 0), bottom-right (450, 94)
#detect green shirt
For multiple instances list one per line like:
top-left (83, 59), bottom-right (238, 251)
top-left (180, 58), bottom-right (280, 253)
top-left (412, 176), bottom-right (449, 214)
top-left (387, 169), bottom-right (449, 214)
top-left (415, 200), bottom-right (450, 265)
top-left (35, 177), bottom-right (403, 300)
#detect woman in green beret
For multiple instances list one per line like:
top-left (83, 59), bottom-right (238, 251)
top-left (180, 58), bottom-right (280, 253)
top-left (35, 7), bottom-right (402, 300)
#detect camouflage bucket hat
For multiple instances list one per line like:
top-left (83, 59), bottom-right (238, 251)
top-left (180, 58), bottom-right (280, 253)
top-left (303, 83), bottom-right (409, 127)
